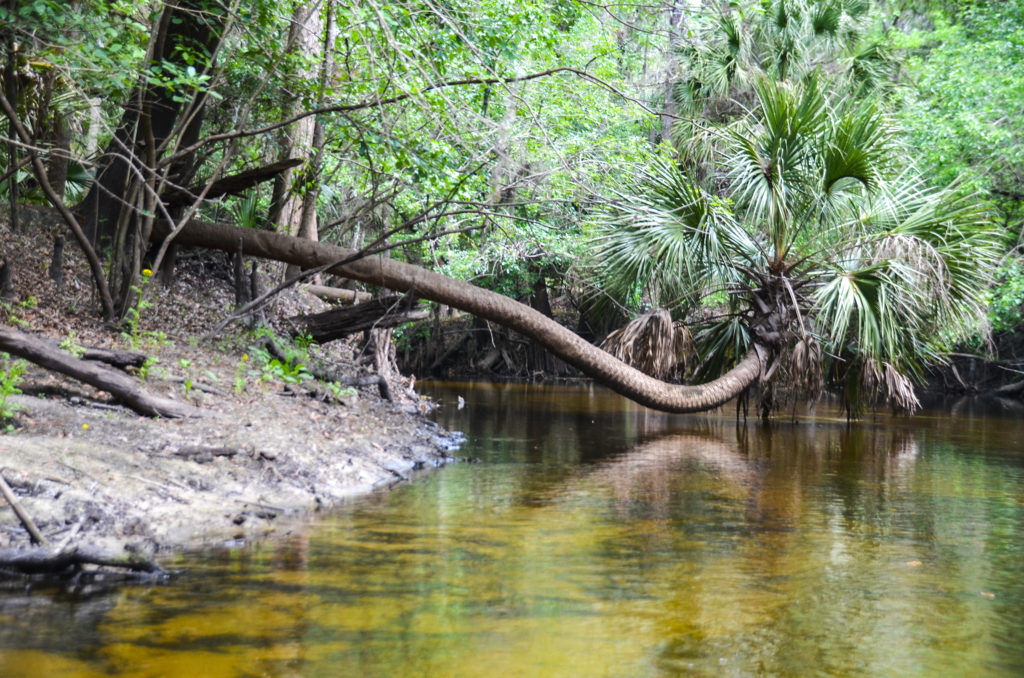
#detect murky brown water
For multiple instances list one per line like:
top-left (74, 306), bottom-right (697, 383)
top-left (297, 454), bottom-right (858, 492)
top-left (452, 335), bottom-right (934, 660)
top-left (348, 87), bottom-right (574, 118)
top-left (1, 382), bottom-right (1023, 677)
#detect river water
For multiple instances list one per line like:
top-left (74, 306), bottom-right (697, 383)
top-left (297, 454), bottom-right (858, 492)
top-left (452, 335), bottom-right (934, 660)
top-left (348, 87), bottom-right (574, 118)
top-left (1, 381), bottom-right (1023, 677)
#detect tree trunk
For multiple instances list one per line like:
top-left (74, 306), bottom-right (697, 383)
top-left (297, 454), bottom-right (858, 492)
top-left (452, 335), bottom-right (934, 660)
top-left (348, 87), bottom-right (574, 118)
top-left (268, 3), bottom-right (323, 235)
top-left (74, 0), bottom-right (220, 312)
top-left (157, 218), bottom-right (764, 414)
top-left (4, 14), bottom-right (19, 233)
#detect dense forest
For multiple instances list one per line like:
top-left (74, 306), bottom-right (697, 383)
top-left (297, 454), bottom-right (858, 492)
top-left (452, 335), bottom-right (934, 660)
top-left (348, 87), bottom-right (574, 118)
top-left (1, 0), bottom-right (1022, 416)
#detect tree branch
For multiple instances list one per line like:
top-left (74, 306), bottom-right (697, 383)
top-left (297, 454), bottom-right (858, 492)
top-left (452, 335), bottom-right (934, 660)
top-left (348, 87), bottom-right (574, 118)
top-left (160, 66), bottom-right (662, 167)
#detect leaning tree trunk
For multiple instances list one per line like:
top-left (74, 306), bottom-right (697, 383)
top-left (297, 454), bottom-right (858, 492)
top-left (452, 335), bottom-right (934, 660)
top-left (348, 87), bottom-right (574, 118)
top-left (156, 219), bottom-right (764, 414)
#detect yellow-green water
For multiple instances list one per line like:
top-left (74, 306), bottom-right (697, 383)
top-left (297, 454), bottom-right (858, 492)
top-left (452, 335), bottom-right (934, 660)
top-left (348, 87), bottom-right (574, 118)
top-left (2, 382), bottom-right (1023, 676)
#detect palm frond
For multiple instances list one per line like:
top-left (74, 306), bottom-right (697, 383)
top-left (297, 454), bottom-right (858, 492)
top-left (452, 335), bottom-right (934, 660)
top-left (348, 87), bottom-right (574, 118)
top-left (591, 158), bottom-right (756, 313)
top-left (822, 99), bottom-right (890, 195)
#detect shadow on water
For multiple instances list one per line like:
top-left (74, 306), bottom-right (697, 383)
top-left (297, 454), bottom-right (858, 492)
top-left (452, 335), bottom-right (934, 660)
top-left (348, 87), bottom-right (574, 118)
top-left (0, 381), bottom-right (1022, 677)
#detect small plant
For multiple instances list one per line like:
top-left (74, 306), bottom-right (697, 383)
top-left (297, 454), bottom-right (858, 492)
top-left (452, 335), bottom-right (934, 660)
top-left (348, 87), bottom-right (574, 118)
top-left (293, 330), bottom-right (317, 352)
top-left (178, 358), bottom-right (193, 393)
top-left (144, 330), bottom-right (172, 350)
top-left (327, 381), bottom-right (357, 402)
top-left (2, 295), bottom-right (37, 328)
top-left (60, 331), bottom-right (87, 358)
top-left (122, 269), bottom-right (154, 349)
top-left (137, 356), bottom-right (159, 381)
top-left (0, 353), bottom-right (27, 425)
top-left (260, 356), bottom-right (313, 385)
top-left (248, 329), bottom-right (315, 386)
top-left (234, 353), bottom-right (249, 393)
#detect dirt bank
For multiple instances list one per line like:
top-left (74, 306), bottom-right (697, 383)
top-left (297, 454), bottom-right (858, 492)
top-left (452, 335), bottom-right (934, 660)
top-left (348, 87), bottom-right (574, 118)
top-left (0, 220), bottom-right (463, 573)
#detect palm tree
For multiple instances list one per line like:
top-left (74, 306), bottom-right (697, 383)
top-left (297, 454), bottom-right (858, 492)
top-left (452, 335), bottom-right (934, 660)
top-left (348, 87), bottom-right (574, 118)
top-left (594, 75), bottom-right (1000, 415)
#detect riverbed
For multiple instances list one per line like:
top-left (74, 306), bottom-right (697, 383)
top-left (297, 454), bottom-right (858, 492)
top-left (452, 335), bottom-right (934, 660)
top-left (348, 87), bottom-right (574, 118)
top-left (1, 381), bottom-right (1022, 677)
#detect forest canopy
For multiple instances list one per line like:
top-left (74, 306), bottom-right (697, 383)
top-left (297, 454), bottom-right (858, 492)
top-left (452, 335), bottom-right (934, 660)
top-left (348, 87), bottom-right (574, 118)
top-left (2, 0), bottom-right (1021, 414)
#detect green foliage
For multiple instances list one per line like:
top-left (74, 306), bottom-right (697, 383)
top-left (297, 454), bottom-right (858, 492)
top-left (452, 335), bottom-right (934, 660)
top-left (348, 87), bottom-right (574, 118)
top-left (137, 356), bottom-right (159, 381)
top-left (121, 270), bottom-right (153, 350)
top-left (177, 358), bottom-right (193, 394)
top-left (0, 353), bottom-right (27, 425)
top-left (59, 331), bottom-right (86, 358)
top-left (248, 329), bottom-right (314, 386)
top-left (326, 381), bottom-right (357, 401)
top-left (1, 296), bottom-right (38, 328)
top-left (893, 6), bottom-right (1024, 196)
top-left (988, 257), bottom-right (1024, 333)
top-left (889, 0), bottom-right (1024, 341)
top-left (234, 353), bottom-right (250, 393)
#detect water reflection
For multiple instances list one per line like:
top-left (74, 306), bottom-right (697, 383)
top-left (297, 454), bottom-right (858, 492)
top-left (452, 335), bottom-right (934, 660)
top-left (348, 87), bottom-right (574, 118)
top-left (0, 384), bottom-right (1022, 677)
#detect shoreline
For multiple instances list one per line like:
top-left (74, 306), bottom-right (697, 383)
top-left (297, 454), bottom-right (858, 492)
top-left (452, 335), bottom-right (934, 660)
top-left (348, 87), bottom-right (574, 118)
top-left (0, 387), bottom-right (463, 571)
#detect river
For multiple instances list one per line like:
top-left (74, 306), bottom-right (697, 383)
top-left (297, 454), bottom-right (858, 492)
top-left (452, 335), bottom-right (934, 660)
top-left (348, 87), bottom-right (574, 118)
top-left (1, 381), bottom-right (1023, 676)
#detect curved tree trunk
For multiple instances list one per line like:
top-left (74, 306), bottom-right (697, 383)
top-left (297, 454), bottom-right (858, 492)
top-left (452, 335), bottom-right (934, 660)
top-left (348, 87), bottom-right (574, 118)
top-left (157, 219), bottom-right (764, 414)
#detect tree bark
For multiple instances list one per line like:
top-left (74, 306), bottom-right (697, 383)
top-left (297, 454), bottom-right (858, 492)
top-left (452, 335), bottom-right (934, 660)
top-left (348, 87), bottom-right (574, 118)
top-left (268, 3), bottom-right (323, 235)
top-left (157, 218), bottom-right (764, 414)
top-left (0, 326), bottom-right (201, 418)
top-left (4, 11), bottom-right (18, 234)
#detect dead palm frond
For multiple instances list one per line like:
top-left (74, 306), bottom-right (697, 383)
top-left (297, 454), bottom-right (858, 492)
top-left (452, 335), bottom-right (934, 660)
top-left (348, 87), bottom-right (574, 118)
top-left (788, 335), bottom-right (823, 402)
top-left (674, 320), bottom-right (697, 376)
top-left (602, 309), bottom-right (692, 380)
top-left (860, 358), bottom-right (919, 414)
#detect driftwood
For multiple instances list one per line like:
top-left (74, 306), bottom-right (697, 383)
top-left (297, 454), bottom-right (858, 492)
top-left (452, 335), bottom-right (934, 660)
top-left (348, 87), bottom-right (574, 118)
top-left (161, 158), bottom-right (303, 206)
top-left (0, 544), bottom-right (162, 575)
top-left (289, 294), bottom-right (428, 343)
top-left (302, 284), bottom-right (372, 305)
top-left (0, 326), bottom-right (201, 418)
top-left (171, 445), bottom-right (241, 464)
top-left (0, 472), bottom-right (47, 545)
top-left (36, 336), bottom-right (148, 371)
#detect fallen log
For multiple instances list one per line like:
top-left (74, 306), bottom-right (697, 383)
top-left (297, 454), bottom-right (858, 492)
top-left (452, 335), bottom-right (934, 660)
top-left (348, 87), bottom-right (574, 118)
top-left (288, 294), bottom-right (427, 343)
top-left (302, 284), bottom-right (372, 305)
top-left (160, 158), bottom-right (303, 206)
top-left (0, 544), bottom-right (162, 575)
top-left (79, 345), bottom-right (150, 370)
top-left (0, 326), bottom-right (202, 418)
top-left (36, 336), bottom-right (148, 371)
